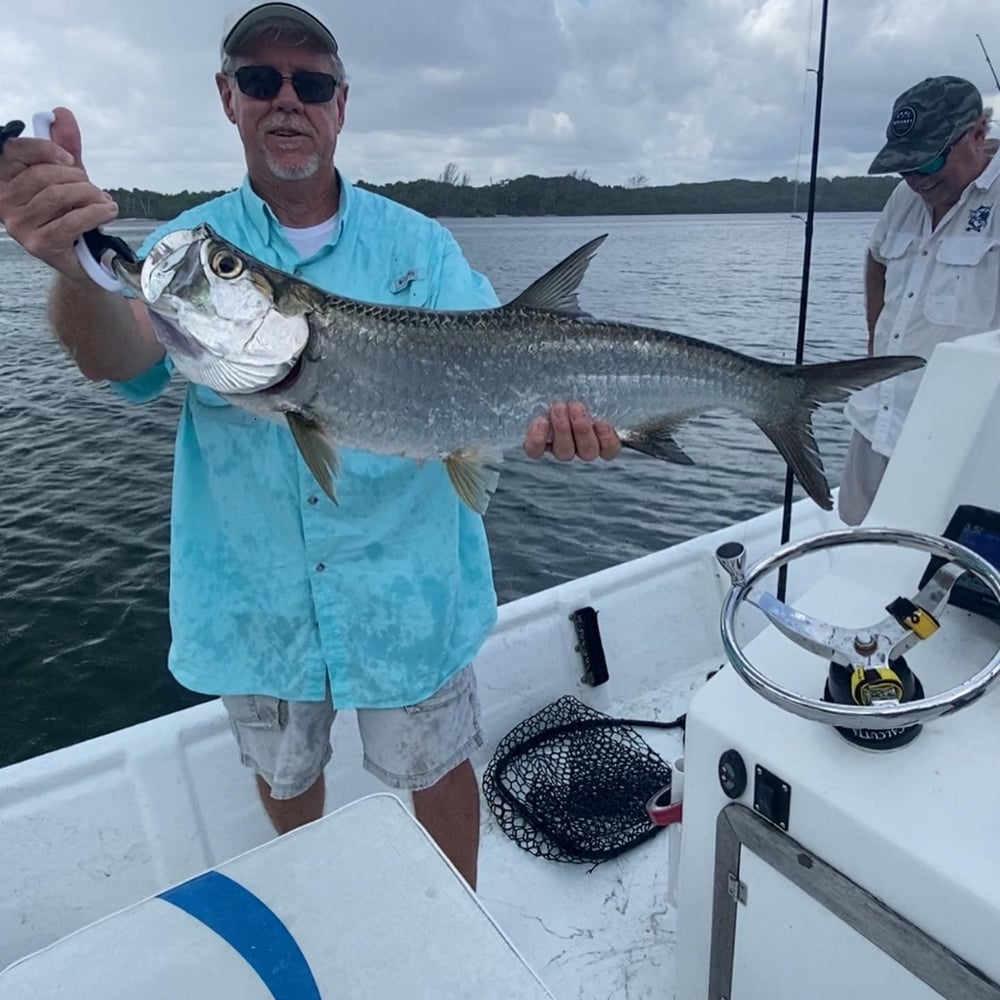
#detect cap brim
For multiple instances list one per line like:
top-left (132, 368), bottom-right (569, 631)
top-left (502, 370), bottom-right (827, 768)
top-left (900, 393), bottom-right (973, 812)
top-left (867, 144), bottom-right (903, 175)
top-left (867, 142), bottom-right (937, 175)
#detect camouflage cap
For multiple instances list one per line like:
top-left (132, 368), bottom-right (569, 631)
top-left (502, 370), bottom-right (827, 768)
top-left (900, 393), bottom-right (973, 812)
top-left (868, 76), bottom-right (983, 174)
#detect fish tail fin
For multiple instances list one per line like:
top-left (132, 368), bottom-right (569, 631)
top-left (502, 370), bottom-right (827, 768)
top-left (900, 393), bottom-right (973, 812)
top-left (754, 354), bottom-right (925, 510)
top-left (753, 415), bottom-right (832, 510)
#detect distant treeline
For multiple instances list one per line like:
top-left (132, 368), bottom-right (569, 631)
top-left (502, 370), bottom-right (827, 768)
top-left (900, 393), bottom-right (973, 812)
top-left (107, 172), bottom-right (900, 222)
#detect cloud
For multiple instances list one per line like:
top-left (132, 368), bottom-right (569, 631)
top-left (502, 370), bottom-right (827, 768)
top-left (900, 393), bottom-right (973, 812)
top-left (2, 0), bottom-right (997, 192)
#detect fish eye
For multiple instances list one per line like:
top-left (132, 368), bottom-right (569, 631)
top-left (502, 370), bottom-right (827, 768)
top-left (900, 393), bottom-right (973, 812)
top-left (210, 249), bottom-right (245, 279)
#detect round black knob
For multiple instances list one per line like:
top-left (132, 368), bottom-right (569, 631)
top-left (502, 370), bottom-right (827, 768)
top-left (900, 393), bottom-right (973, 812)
top-left (718, 748), bottom-right (748, 799)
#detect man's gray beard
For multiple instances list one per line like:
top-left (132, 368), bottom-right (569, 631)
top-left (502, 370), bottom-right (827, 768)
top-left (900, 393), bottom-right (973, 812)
top-left (266, 152), bottom-right (321, 180)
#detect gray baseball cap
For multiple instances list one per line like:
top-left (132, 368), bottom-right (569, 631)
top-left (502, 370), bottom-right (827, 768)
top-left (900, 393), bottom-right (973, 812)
top-left (221, 3), bottom-right (338, 60)
top-left (868, 76), bottom-right (983, 174)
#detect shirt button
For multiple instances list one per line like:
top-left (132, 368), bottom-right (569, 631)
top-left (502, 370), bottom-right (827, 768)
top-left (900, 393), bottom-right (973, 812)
top-left (893, 333), bottom-right (899, 339)
top-left (882, 405), bottom-right (889, 411)
top-left (307, 496), bottom-right (319, 506)
top-left (921, 250), bottom-right (928, 256)
top-left (907, 292), bottom-right (914, 298)
top-left (315, 563), bottom-right (326, 572)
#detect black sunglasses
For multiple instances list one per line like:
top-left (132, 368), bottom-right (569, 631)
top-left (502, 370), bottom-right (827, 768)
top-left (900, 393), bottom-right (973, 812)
top-left (899, 127), bottom-right (975, 178)
top-left (231, 65), bottom-right (338, 104)
top-left (899, 139), bottom-right (958, 178)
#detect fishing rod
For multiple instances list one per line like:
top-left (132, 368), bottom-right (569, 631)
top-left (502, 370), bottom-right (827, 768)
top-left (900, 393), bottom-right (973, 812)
top-left (777, 0), bottom-right (830, 603)
top-left (977, 34), bottom-right (1000, 90)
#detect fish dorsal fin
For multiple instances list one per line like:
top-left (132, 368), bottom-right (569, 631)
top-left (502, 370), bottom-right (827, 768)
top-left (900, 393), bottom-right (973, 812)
top-left (507, 234), bottom-right (608, 317)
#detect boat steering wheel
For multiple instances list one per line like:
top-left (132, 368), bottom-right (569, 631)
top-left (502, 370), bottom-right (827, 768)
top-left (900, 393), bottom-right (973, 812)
top-left (718, 527), bottom-right (1000, 729)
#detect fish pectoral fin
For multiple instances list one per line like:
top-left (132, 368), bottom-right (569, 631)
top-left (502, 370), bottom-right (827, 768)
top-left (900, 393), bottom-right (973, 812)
top-left (444, 448), bottom-right (504, 514)
top-left (507, 234), bottom-right (607, 318)
top-left (619, 419), bottom-right (695, 465)
top-left (287, 412), bottom-right (341, 504)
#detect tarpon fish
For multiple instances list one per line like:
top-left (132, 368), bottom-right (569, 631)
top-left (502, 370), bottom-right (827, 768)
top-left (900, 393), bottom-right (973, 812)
top-left (112, 225), bottom-right (923, 513)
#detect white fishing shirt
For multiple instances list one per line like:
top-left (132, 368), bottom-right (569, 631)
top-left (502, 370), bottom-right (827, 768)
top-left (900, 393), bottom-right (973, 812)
top-left (845, 152), bottom-right (1000, 456)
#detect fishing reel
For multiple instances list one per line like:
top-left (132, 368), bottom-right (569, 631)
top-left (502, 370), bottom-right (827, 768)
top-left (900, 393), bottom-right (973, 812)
top-left (715, 527), bottom-right (1000, 748)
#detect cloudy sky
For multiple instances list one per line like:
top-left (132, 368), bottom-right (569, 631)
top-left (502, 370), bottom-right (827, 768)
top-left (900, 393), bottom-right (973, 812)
top-left (2, 0), bottom-right (998, 194)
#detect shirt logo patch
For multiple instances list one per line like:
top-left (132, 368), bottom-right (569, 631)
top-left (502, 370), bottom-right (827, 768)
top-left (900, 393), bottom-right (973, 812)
top-left (890, 106), bottom-right (917, 137)
top-left (967, 205), bottom-right (992, 233)
top-left (392, 269), bottom-right (419, 292)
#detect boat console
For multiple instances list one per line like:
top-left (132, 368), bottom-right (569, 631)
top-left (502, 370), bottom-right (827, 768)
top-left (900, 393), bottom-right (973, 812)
top-left (675, 329), bottom-right (1000, 999)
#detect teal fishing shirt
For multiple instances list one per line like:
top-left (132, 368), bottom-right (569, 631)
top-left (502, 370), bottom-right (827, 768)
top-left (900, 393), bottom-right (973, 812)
top-left (112, 175), bottom-right (500, 707)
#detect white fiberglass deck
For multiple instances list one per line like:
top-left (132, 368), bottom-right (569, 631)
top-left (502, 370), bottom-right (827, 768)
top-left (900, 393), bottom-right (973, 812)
top-left (477, 665), bottom-right (708, 999)
top-left (2, 663), bottom-right (707, 1000)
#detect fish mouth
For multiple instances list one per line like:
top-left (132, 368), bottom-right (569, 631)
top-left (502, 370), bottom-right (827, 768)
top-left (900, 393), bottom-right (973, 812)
top-left (145, 237), bottom-right (202, 303)
top-left (106, 230), bottom-right (208, 363)
top-left (111, 253), bottom-right (143, 294)
top-left (112, 228), bottom-right (205, 303)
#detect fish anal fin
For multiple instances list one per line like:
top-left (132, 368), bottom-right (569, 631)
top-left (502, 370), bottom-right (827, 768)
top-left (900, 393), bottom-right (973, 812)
top-left (620, 419), bottom-right (695, 465)
top-left (444, 448), bottom-right (504, 514)
top-left (507, 234), bottom-right (607, 318)
top-left (287, 412), bottom-right (341, 504)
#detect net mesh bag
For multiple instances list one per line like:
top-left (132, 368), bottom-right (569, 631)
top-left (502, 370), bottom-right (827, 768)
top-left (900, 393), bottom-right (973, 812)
top-left (481, 695), bottom-right (676, 864)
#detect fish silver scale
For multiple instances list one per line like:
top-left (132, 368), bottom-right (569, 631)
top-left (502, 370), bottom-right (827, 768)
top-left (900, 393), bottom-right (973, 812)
top-left (265, 298), bottom-right (777, 460)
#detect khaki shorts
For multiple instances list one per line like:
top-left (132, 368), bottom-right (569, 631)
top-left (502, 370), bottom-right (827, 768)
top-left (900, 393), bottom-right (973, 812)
top-left (221, 666), bottom-right (482, 800)
top-left (837, 430), bottom-right (890, 526)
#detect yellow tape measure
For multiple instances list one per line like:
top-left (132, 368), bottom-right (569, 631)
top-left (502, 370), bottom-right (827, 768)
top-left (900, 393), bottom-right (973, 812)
top-left (851, 666), bottom-right (905, 706)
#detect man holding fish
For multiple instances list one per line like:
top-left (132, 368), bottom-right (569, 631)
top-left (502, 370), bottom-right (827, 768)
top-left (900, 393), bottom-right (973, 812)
top-left (0, 2), bottom-right (621, 889)
top-left (0, 3), bottom-right (920, 888)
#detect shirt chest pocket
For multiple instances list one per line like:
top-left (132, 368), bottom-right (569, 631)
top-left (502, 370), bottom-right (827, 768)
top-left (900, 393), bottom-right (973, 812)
top-left (878, 232), bottom-right (918, 304)
top-left (924, 236), bottom-right (1000, 328)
